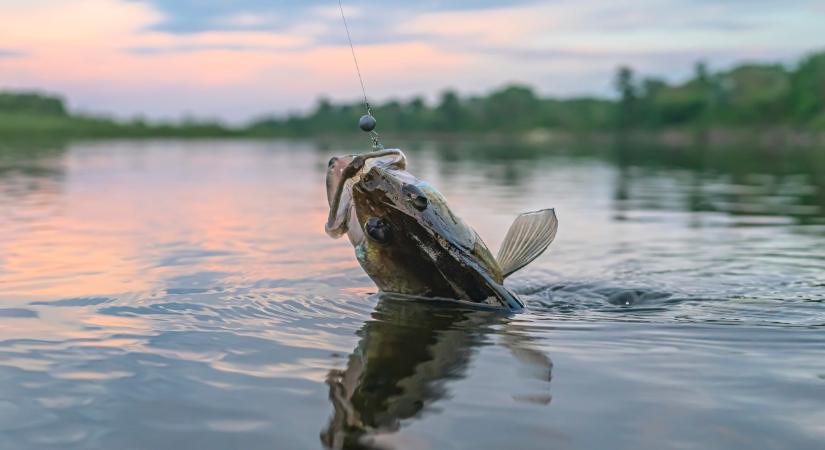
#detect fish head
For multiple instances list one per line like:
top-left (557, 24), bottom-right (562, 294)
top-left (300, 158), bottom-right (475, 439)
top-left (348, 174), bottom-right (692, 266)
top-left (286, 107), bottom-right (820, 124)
top-left (325, 151), bottom-right (407, 246)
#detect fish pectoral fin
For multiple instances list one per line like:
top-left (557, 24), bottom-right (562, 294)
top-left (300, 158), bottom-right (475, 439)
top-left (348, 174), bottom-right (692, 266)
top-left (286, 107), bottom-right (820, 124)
top-left (496, 209), bottom-right (558, 279)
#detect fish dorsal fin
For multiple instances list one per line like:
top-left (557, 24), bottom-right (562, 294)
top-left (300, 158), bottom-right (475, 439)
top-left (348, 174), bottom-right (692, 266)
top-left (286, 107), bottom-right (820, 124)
top-left (496, 209), bottom-right (558, 279)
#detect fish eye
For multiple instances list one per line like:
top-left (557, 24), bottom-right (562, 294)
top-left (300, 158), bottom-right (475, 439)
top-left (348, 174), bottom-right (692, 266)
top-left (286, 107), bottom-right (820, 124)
top-left (365, 217), bottom-right (392, 244)
top-left (327, 157), bottom-right (338, 168)
top-left (402, 184), bottom-right (429, 211)
top-left (411, 195), bottom-right (428, 211)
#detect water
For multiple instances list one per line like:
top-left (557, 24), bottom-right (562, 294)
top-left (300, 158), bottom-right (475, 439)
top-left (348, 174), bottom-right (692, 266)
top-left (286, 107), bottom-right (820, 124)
top-left (1, 138), bottom-right (824, 449)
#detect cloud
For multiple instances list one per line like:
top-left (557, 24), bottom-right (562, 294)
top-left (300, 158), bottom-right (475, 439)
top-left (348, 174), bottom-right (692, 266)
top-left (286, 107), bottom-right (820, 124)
top-left (125, 44), bottom-right (283, 55)
top-left (0, 49), bottom-right (25, 57)
top-left (1, 0), bottom-right (823, 121)
top-left (134, 0), bottom-right (541, 34)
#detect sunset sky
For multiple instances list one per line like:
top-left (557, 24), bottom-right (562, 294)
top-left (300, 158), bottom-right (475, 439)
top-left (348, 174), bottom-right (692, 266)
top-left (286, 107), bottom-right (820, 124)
top-left (1, 0), bottom-right (824, 122)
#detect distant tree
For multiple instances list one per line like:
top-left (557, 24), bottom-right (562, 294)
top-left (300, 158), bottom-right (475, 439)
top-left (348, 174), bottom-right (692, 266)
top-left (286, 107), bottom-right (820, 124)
top-left (316, 97), bottom-right (333, 115)
top-left (406, 96), bottom-right (428, 131)
top-left (0, 92), bottom-right (68, 116)
top-left (409, 97), bottom-right (426, 112)
top-left (718, 64), bottom-right (790, 123)
top-left (694, 61), bottom-right (713, 126)
top-left (481, 85), bottom-right (540, 131)
top-left (640, 77), bottom-right (667, 126)
top-left (789, 52), bottom-right (825, 122)
top-left (615, 66), bottom-right (639, 128)
top-left (695, 61), bottom-right (710, 85)
top-left (434, 90), bottom-right (465, 131)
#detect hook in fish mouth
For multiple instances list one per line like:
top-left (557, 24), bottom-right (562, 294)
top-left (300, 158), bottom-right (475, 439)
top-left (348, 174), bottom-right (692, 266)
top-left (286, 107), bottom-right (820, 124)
top-left (325, 149), bottom-right (406, 238)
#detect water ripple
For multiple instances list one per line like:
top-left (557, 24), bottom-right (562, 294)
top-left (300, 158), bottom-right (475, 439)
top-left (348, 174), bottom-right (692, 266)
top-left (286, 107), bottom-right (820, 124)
top-left (1, 140), bottom-right (824, 449)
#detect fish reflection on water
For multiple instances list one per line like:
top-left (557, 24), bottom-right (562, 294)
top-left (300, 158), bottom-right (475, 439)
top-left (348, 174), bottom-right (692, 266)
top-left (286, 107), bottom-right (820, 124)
top-left (321, 296), bottom-right (553, 450)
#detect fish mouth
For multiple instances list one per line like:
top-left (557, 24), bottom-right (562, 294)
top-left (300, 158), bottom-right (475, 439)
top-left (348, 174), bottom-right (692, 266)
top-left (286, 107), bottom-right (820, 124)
top-left (325, 149), bottom-right (406, 238)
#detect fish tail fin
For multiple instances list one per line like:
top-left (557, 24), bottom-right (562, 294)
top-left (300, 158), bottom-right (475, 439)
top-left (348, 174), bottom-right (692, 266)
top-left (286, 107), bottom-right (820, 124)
top-left (496, 209), bottom-right (558, 279)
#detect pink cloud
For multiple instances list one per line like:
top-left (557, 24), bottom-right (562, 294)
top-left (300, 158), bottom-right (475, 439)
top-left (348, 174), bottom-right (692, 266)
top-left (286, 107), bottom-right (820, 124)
top-left (0, 0), bottom-right (823, 120)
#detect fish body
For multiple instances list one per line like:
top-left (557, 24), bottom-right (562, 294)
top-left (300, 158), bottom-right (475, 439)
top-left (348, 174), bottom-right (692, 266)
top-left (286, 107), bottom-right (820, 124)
top-left (325, 149), bottom-right (557, 310)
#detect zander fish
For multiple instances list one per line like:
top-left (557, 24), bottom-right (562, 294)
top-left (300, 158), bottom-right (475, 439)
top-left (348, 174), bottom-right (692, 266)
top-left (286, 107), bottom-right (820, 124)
top-left (325, 149), bottom-right (557, 310)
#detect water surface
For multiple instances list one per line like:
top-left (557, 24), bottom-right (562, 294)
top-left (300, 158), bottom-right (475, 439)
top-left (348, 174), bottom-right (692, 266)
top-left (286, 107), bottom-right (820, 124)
top-left (1, 139), bottom-right (824, 449)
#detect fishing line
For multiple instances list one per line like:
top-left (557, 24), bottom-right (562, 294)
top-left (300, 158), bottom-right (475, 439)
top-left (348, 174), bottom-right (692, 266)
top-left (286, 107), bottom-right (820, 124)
top-left (337, 0), bottom-right (369, 114)
top-left (337, 0), bottom-right (383, 149)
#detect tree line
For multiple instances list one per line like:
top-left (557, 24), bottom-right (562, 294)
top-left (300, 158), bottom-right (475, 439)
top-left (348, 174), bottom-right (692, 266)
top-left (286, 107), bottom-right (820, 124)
top-left (2, 49), bottom-right (823, 138)
top-left (0, 92), bottom-right (241, 138)
top-left (252, 49), bottom-right (825, 135)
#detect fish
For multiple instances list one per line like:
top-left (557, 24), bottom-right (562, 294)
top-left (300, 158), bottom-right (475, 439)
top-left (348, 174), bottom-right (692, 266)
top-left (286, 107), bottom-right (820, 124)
top-left (325, 149), bottom-right (557, 310)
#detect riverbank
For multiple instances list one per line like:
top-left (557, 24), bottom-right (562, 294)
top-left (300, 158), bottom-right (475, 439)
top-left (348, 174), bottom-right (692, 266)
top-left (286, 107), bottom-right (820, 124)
top-left (3, 124), bottom-right (825, 152)
top-left (0, 112), bottom-right (247, 139)
top-left (306, 126), bottom-right (825, 151)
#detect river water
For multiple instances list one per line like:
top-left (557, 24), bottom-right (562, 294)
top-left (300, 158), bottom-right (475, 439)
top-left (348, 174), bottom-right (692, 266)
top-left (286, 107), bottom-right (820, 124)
top-left (0, 139), bottom-right (823, 449)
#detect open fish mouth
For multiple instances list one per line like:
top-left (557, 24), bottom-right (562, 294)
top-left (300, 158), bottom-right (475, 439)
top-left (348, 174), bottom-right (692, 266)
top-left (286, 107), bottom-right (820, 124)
top-left (325, 149), bottom-right (406, 238)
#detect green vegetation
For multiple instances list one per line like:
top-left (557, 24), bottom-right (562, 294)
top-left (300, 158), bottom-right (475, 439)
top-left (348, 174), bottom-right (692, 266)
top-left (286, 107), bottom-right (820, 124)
top-left (2, 50), bottom-right (825, 139)
top-left (253, 50), bottom-right (825, 136)
top-left (0, 92), bottom-right (243, 138)
top-left (249, 85), bottom-right (616, 137)
top-left (616, 56), bottom-right (825, 129)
